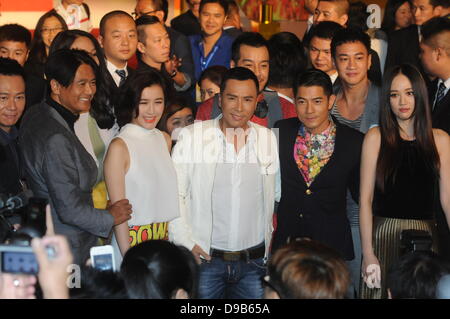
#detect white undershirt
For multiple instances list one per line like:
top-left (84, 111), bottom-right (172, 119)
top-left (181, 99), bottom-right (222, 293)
top-left (211, 127), bottom-right (264, 251)
top-left (106, 59), bottom-right (128, 87)
top-left (329, 71), bottom-right (338, 84)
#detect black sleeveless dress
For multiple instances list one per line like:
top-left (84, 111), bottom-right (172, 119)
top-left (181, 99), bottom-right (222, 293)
top-left (360, 139), bottom-right (440, 299)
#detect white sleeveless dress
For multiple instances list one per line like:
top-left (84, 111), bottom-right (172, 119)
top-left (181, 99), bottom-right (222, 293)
top-left (110, 123), bottom-right (180, 266)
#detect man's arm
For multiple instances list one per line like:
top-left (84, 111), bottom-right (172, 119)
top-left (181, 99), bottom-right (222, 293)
top-left (171, 31), bottom-right (195, 91)
top-left (42, 133), bottom-right (114, 238)
top-left (168, 129), bottom-right (196, 250)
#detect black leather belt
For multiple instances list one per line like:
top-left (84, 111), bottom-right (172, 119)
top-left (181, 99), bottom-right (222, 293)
top-left (210, 244), bottom-right (265, 262)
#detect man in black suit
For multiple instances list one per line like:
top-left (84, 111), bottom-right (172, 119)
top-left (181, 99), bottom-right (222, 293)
top-left (0, 58), bottom-right (26, 198)
top-left (170, 0), bottom-right (202, 37)
top-left (385, 0), bottom-right (447, 73)
top-left (134, 0), bottom-right (195, 93)
top-left (420, 17), bottom-right (450, 260)
top-left (98, 11), bottom-right (138, 88)
top-left (272, 69), bottom-right (363, 265)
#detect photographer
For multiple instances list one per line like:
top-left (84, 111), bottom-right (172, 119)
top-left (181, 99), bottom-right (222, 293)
top-left (0, 234), bottom-right (73, 300)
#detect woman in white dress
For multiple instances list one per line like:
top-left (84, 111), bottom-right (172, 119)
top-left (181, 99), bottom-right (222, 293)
top-left (104, 70), bottom-right (180, 263)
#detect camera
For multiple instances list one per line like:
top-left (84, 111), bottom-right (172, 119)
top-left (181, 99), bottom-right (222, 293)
top-left (400, 229), bottom-right (433, 255)
top-left (0, 192), bottom-right (49, 274)
top-left (0, 192), bottom-right (47, 245)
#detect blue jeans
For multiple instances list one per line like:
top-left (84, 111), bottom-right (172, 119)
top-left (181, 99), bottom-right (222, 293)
top-left (198, 257), bottom-right (266, 299)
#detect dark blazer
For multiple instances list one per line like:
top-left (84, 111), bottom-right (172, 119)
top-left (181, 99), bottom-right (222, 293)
top-left (385, 25), bottom-right (421, 73)
top-left (170, 10), bottom-right (201, 37)
top-left (167, 26), bottom-right (195, 91)
top-left (272, 117), bottom-right (364, 260)
top-left (19, 102), bottom-right (114, 265)
top-left (429, 79), bottom-right (450, 260)
top-left (429, 79), bottom-right (450, 134)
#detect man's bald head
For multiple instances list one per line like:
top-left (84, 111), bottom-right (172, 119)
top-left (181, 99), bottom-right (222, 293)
top-left (314, 0), bottom-right (350, 26)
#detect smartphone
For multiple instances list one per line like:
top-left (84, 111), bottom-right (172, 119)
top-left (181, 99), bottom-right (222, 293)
top-left (0, 245), bottom-right (38, 275)
top-left (90, 245), bottom-right (116, 272)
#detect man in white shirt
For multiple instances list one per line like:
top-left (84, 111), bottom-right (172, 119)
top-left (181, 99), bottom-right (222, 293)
top-left (98, 11), bottom-right (138, 87)
top-left (169, 67), bottom-right (280, 299)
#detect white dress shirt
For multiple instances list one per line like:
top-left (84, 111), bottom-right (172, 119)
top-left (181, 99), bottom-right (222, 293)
top-left (211, 128), bottom-right (265, 251)
top-left (106, 59), bottom-right (128, 87)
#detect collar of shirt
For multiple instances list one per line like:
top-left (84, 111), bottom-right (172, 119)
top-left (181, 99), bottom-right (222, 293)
top-left (194, 33), bottom-right (228, 58)
top-left (438, 77), bottom-right (450, 90)
top-left (46, 96), bottom-right (79, 133)
top-left (217, 124), bottom-right (257, 161)
top-left (106, 59), bottom-right (128, 87)
top-left (330, 72), bottom-right (339, 84)
top-left (0, 126), bottom-right (18, 146)
top-left (298, 117), bottom-right (336, 140)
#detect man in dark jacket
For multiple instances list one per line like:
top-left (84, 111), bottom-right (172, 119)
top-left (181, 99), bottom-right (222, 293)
top-left (273, 69), bottom-right (363, 264)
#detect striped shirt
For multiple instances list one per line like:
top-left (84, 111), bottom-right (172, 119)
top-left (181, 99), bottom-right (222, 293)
top-left (331, 104), bottom-right (363, 131)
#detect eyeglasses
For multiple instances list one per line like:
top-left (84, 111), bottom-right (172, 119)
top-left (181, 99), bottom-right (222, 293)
top-left (131, 9), bottom-right (158, 18)
top-left (262, 275), bottom-right (283, 297)
top-left (41, 27), bottom-right (64, 35)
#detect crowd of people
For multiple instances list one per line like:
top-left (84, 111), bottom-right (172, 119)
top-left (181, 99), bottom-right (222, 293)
top-left (0, 0), bottom-right (450, 299)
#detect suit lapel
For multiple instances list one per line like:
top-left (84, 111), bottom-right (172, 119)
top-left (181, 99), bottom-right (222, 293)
top-left (284, 119), bottom-right (308, 188)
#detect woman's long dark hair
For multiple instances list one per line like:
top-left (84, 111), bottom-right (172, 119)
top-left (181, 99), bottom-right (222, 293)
top-left (28, 10), bottom-right (68, 68)
top-left (376, 64), bottom-right (440, 192)
top-left (49, 30), bottom-right (115, 129)
top-left (381, 0), bottom-right (410, 34)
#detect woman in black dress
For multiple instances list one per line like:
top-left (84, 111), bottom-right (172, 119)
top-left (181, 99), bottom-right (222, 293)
top-left (359, 64), bottom-right (450, 298)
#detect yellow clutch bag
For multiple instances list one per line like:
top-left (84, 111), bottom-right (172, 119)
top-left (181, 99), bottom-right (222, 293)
top-left (92, 181), bottom-right (108, 210)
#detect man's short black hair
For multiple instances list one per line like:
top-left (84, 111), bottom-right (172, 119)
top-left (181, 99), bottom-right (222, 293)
top-left (220, 66), bottom-right (259, 94)
top-left (231, 32), bottom-right (268, 64)
top-left (293, 69), bottom-right (333, 98)
top-left (145, 0), bottom-right (169, 21)
top-left (99, 11), bottom-right (135, 36)
top-left (268, 32), bottom-right (307, 89)
top-left (309, 21), bottom-right (345, 44)
top-left (0, 57), bottom-right (25, 80)
top-left (430, 0), bottom-right (450, 8)
top-left (0, 24), bottom-right (32, 49)
top-left (421, 17), bottom-right (450, 50)
top-left (45, 49), bottom-right (99, 88)
top-left (330, 27), bottom-right (371, 59)
top-left (387, 252), bottom-right (450, 299)
top-left (199, 0), bottom-right (229, 15)
top-left (136, 14), bottom-right (164, 43)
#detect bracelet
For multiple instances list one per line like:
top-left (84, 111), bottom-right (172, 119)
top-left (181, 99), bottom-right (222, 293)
top-left (170, 70), bottom-right (178, 78)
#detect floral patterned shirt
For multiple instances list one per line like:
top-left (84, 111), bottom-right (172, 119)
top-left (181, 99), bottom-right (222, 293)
top-left (293, 120), bottom-right (336, 186)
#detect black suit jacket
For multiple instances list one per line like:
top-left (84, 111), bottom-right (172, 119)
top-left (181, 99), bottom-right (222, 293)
top-left (167, 27), bottom-right (195, 91)
top-left (429, 79), bottom-right (450, 134)
top-left (429, 79), bottom-right (450, 260)
top-left (170, 10), bottom-right (201, 37)
top-left (272, 118), bottom-right (364, 260)
top-left (385, 25), bottom-right (421, 73)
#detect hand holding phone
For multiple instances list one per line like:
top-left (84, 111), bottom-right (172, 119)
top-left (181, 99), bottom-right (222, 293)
top-left (90, 245), bottom-right (116, 272)
top-left (32, 235), bottom-right (73, 299)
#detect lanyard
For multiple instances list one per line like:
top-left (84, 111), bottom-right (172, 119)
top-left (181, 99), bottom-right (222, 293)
top-left (200, 42), bottom-right (220, 72)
